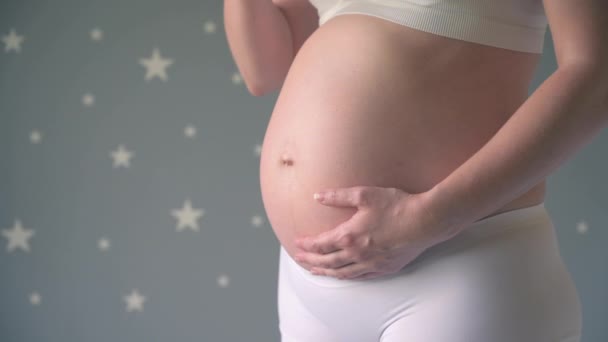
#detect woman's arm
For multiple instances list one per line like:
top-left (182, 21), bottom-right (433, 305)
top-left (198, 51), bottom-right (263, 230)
top-left (420, 0), bottom-right (608, 238)
top-left (273, 0), bottom-right (319, 57)
top-left (223, 0), bottom-right (293, 96)
top-left (423, 64), bottom-right (608, 237)
top-left (223, 0), bottom-right (318, 97)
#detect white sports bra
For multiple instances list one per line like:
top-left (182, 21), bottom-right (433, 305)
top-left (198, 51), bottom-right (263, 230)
top-left (308, 0), bottom-right (549, 53)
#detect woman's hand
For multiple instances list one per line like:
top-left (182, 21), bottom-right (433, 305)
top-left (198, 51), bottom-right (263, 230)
top-left (294, 186), bottom-right (457, 280)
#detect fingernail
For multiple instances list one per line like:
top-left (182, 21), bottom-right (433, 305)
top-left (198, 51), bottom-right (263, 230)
top-left (313, 193), bottom-right (323, 200)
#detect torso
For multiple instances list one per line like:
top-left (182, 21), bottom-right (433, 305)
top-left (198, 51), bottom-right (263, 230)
top-left (259, 14), bottom-right (546, 259)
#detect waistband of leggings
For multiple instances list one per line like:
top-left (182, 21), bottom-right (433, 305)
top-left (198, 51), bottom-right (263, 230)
top-left (281, 202), bottom-right (549, 287)
top-left (457, 202), bottom-right (549, 238)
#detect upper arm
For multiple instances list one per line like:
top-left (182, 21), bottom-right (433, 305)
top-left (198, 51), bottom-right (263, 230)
top-left (543, 0), bottom-right (608, 69)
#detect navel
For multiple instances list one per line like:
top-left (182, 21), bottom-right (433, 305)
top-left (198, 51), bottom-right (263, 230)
top-left (279, 152), bottom-right (295, 167)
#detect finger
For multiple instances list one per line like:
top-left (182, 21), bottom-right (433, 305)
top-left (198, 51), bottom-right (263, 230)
top-left (314, 261), bottom-right (370, 280)
top-left (351, 272), bottom-right (384, 280)
top-left (295, 249), bottom-right (352, 270)
top-left (315, 186), bottom-right (372, 208)
top-left (297, 227), bottom-right (347, 254)
top-left (296, 259), bottom-right (316, 272)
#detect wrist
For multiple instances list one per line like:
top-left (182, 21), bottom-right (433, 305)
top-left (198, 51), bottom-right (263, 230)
top-left (418, 185), bottom-right (466, 243)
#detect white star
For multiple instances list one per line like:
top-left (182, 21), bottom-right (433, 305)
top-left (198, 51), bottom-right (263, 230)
top-left (30, 130), bottom-right (42, 144)
top-left (2, 219), bottom-right (35, 253)
top-left (29, 292), bottom-right (42, 305)
top-left (184, 124), bottom-right (197, 138)
top-left (250, 215), bottom-right (264, 227)
top-left (110, 144), bottom-right (134, 168)
top-left (90, 27), bottom-right (103, 41)
top-left (124, 289), bottom-right (146, 312)
top-left (139, 47), bottom-right (174, 82)
top-left (2, 28), bottom-right (25, 53)
top-left (203, 20), bottom-right (216, 34)
top-left (98, 237), bottom-right (111, 251)
top-left (82, 93), bottom-right (95, 107)
top-left (231, 72), bottom-right (242, 84)
top-left (253, 143), bottom-right (262, 156)
top-left (576, 220), bottom-right (588, 234)
top-left (171, 199), bottom-right (205, 232)
top-left (217, 274), bottom-right (230, 288)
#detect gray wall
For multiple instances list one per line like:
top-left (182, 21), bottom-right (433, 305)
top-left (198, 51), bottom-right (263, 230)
top-left (1, 0), bottom-right (606, 341)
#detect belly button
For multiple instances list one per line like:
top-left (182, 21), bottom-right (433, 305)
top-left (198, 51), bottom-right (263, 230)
top-left (279, 153), bottom-right (295, 167)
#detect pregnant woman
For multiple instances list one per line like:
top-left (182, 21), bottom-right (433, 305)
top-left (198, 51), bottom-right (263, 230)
top-left (225, 0), bottom-right (607, 341)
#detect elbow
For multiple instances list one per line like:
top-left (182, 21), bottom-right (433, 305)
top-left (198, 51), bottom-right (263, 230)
top-left (246, 80), bottom-right (276, 97)
top-left (246, 81), bottom-right (266, 97)
top-left (560, 61), bottom-right (608, 109)
top-left (583, 62), bottom-right (608, 110)
top-left (563, 60), bottom-right (608, 93)
top-left (235, 67), bottom-right (268, 96)
top-left (244, 70), bottom-right (286, 97)
top-left (582, 63), bottom-right (608, 119)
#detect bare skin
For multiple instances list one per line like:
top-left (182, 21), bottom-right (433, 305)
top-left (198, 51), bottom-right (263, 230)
top-left (259, 13), bottom-right (547, 262)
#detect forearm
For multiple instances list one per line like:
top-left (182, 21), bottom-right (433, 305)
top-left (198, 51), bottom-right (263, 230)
top-left (423, 64), bottom-right (608, 237)
top-left (223, 0), bottom-right (293, 95)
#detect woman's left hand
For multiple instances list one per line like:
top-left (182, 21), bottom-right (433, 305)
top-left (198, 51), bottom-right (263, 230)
top-left (294, 186), bottom-right (454, 280)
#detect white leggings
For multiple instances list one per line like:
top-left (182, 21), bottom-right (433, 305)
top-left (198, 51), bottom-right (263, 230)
top-left (277, 203), bottom-right (582, 342)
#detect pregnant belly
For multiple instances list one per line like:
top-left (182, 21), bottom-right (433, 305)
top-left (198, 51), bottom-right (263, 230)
top-left (259, 14), bottom-right (544, 259)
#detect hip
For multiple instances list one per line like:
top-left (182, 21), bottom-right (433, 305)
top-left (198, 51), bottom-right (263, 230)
top-left (277, 202), bottom-right (582, 341)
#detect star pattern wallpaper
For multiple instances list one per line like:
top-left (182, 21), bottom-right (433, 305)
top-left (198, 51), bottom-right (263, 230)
top-left (1, 0), bottom-right (607, 341)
